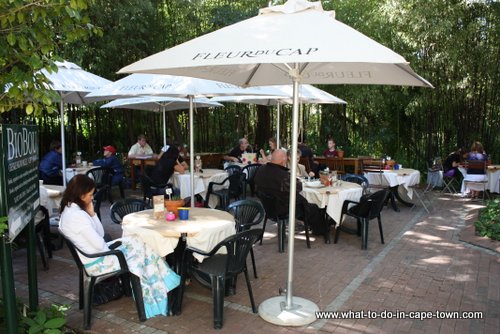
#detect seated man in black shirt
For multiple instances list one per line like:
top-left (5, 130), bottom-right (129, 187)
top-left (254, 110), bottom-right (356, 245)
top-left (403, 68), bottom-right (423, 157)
top-left (149, 146), bottom-right (186, 196)
top-left (223, 138), bottom-right (252, 163)
top-left (254, 149), bottom-right (330, 243)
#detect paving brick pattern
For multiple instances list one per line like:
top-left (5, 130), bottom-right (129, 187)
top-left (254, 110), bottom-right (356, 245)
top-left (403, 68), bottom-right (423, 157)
top-left (10, 190), bottom-right (499, 333)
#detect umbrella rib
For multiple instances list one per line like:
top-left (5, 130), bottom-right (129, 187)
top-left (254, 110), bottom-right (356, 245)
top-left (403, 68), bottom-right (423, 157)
top-left (244, 64), bottom-right (261, 87)
top-left (395, 64), bottom-right (433, 88)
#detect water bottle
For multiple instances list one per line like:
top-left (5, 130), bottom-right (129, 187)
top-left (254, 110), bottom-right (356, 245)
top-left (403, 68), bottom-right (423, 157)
top-left (75, 151), bottom-right (82, 166)
top-left (195, 155), bottom-right (202, 172)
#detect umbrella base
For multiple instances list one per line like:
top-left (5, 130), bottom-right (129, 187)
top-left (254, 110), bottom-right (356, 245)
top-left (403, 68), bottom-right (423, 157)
top-left (258, 296), bottom-right (319, 326)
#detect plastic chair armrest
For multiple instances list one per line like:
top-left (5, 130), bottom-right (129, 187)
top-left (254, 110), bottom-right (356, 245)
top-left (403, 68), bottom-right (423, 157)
top-left (76, 248), bottom-right (128, 270)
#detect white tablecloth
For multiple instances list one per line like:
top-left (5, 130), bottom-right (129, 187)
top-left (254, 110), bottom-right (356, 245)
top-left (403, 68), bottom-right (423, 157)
top-left (365, 168), bottom-right (420, 198)
top-left (170, 169), bottom-right (228, 207)
top-left (197, 169), bottom-right (228, 208)
top-left (122, 208), bottom-right (236, 262)
top-left (65, 166), bottom-right (96, 181)
top-left (170, 172), bottom-right (205, 199)
top-left (427, 170), bottom-right (443, 188)
top-left (487, 166), bottom-right (500, 193)
top-left (301, 181), bottom-right (363, 226)
top-left (39, 185), bottom-right (64, 217)
top-left (458, 166), bottom-right (496, 194)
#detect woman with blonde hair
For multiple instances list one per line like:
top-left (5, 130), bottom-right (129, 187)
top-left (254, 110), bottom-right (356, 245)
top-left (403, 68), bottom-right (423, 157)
top-left (259, 137), bottom-right (278, 163)
top-left (463, 141), bottom-right (488, 198)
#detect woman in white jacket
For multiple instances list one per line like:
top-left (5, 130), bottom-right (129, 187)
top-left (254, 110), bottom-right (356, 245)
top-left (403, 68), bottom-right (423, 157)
top-left (59, 174), bottom-right (180, 318)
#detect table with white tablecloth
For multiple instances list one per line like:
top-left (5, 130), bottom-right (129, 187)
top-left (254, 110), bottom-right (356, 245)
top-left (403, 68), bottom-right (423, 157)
top-left (365, 168), bottom-right (420, 189)
top-left (169, 169), bottom-right (228, 207)
top-left (65, 165), bottom-right (96, 182)
top-left (487, 165), bottom-right (500, 193)
top-left (122, 207), bottom-right (236, 262)
top-left (458, 165), bottom-right (500, 194)
top-left (364, 168), bottom-right (421, 211)
top-left (301, 181), bottom-right (363, 226)
top-left (39, 184), bottom-right (64, 217)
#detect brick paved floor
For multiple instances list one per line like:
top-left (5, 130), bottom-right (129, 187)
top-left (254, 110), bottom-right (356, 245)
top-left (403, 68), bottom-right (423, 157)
top-left (10, 190), bottom-right (499, 333)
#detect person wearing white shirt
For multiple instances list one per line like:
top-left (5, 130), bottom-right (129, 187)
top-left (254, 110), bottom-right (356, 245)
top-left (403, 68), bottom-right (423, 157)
top-left (58, 174), bottom-right (180, 318)
top-left (59, 174), bottom-right (119, 274)
top-left (128, 134), bottom-right (154, 158)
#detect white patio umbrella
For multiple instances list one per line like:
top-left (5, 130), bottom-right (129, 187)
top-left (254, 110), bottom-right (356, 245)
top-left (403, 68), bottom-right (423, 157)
top-left (214, 84), bottom-right (347, 147)
top-left (41, 60), bottom-right (112, 186)
top-left (118, 0), bottom-right (432, 326)
top-left (87, 73), bottom-right (286, 206)
top-left (101, 96), bottom-right (223, 147)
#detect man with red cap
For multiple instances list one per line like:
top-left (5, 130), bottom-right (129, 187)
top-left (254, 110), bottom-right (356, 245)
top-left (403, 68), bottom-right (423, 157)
top-left (93, 145), bottom-right (124, 185)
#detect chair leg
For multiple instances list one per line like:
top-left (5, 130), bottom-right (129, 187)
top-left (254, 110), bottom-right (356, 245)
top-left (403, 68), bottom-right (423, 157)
top-left (36, 231), bottom-right (49, 270)
top-left (83, 277), bottom-right (96, 330)
top-left (119, 182), bottom-right (125, 198)
top-left (78, 272), bottom-right (84, 310)
top-left (334, 225), bottom-right (341, 244)
top-left (377, 216), bottom-right (384, 244)
top-left (250, 248), bottom-right (258, 278)
top-left (130, 274), bottom-right (147, 322)
top-left (260, 217), bottom-right (267, 245)
top-left (121, 273), bottom-right (132, 296)
top-left (361, 218), bottom-right (369, 250)
top-left (304, 221), bottom-right (311, 248)
top-left (277, 219), bottom-right (286, 253)
top-left (243, 269), bottom-right (257, 313)
top-left (107, 187), bottom-right (114, 204)
top-left (212, 275), bottom-right (225, 329)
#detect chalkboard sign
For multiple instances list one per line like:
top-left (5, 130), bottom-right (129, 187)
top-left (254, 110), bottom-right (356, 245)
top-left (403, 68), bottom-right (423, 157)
top-left (0, 124), bottom-right (39, 241)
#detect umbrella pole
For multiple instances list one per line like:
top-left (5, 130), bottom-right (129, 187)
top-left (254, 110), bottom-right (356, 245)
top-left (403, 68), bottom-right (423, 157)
top-left (162, 105), bottom-right (167, 147)
top-left (258, 64), bottom-right (319, 326)
top-left (189, 96), bottom-right (195, 208)
top-left (276, 102), bottom-right (280, 148)
top-left (60, 99), bottom-right (66, 187)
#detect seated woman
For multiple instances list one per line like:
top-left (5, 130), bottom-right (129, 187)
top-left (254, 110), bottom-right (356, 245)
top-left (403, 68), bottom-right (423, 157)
top-left (259, 137), bottom-right (278, 164)
top-left (59, 174), bottom-right (180, 318)
top-left (150, 145), bottom-right (186, 196)
top-left (287, 149), bottom-right (315, 178)
top-left (463, 141), bottom-right (488, 198)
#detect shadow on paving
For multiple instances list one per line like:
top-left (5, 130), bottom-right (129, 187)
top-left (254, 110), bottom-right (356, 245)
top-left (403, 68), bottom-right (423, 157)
top-left (9, 188), bottom-right (500, 334)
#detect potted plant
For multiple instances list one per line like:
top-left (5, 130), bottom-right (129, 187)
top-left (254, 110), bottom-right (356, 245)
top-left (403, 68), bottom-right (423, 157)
top-left (164, 195), bottom-right (185, 217)
top-left (336, 146), bottom-right (345, 158)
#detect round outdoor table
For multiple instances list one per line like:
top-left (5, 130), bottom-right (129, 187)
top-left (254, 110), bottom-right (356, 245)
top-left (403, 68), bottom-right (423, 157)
top-left (122, 207), bottom-right (236, 315)
top-left (169, 169), bottom-right (228, 207)
top-left (300, 180), bottom-right (363, 226)
top-left (365, 168), bottom-right (421, 211)
top-left (122, 207), bottom-right (236, 262)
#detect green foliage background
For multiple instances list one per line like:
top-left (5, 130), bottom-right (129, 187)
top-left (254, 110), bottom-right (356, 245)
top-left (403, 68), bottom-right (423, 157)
top-left (1, 0), bottom-right (499, 171)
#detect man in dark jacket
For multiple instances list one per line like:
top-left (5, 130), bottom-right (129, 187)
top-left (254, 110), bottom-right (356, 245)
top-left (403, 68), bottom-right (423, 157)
top-left (39, 140), bottom-right (63, 185)
top-left (254, 149), bottom-right (330, 243)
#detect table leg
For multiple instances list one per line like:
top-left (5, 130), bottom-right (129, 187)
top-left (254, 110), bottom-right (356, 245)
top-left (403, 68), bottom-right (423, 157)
top-left (170, 236), bottom-right (186, 315)
top-left (392, 185), bottom-right (416, 211)
top-left (387, 186), bottom-right (401, 212)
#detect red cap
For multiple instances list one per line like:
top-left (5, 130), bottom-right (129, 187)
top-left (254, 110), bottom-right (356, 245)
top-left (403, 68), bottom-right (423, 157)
top-left (103, 145), bottom-right (116, 154)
